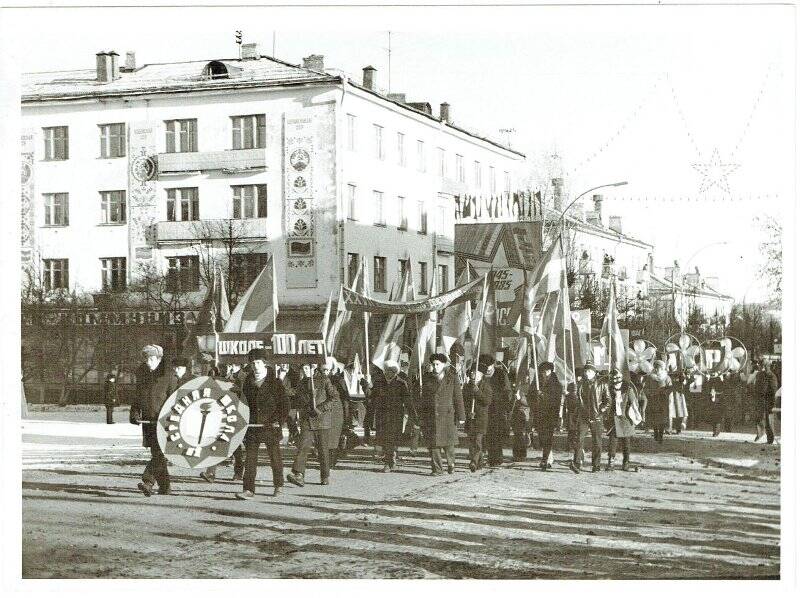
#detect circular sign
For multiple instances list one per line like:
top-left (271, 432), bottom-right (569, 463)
top-left (156, 376), bottom-right (249, 469)
top-left (290, 149), bottom-right (310, 171)
top-left (131, 155), bottom-right (157, 182)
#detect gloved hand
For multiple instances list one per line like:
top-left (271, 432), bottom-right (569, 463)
top-left (129, 410), bottom-right (140, 425)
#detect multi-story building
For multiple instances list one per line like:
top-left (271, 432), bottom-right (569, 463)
top-left (21, 46), bottom-right (525, 333)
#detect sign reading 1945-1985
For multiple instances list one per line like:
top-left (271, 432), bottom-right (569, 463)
top-left (216, 331), bottom-right (326, 365)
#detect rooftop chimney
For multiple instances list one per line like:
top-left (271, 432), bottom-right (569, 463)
top-left (440, 102), bottom-right (451, 124)
top-left (95, 51), bottom-right (119, 83)
top-left (387, 92), bottom-right (407, 103)
top-left (407, 102), bottom-right (432, 115)
top-left (551, 178), bottom-right (564, 212)
top-left (241, 43), bottom-right (259, 60)
top-left (592, 194), bottom-right (604, 226)
top-left (302, 54), bottom-right (325, 71)
top-left (609, 215), bottom-right (622, 234)
top-left (362, 65), bottom-right (377, 90)
top-left (121, 51), bottom-right (136, 72)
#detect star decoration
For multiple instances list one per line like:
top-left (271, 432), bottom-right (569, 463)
top-left (692, 148), bottom-right (740, 195)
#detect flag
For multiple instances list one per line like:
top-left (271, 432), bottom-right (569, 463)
top-left (223, 254), bottom-right (278, 333)
top-left (319, 291), bottom-right (334, 351)
top-left (217, 266), bottom-right (231, 324)
top-left (182, 266), bottom-right (228, 358)
top-left (411, 271), bottom-right (439, 377)
top-left (513, 269), bottom-right (531, 394)
top-left (372, 260), bottom-right (413, 372)
top-left (479, 268), bottom-right (498, 355)
top-left (330, 258), bottom-right (366, 364)
top-left (523, 236), bottom-right (563, 331)
top-left (441, 268), bottom-right (472, 353)
top-left (600, 283), bottom-right (630, 380)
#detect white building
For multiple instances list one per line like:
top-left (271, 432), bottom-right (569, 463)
top-left (21, 46), bottom-right (525, 329)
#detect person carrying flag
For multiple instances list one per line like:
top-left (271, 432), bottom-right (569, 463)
top-left (464, 360), bottom-right (493, 472)
top-left (565, 362), bottom-right (610, 473)
top-left (373, 360), bottom-right (418, 472)
top-left (529, 361), bottom-right (563, 471)
top-left (606, 368), bottom-right (640, 472)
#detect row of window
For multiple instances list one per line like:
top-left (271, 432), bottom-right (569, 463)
top-left (346, 253), bottom-right (449, 296)
top-left (41, 253), bottom-right (269, 294)
top-left (39, 115), bottom-right (266, 160)
top-left (345, 114), bottom-right (512, 193)
top-left (41, 185), bottom-right (267, 226)
top-left (345, 185), bottom-right (453, 235)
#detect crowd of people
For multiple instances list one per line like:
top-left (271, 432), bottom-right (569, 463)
top-left (127, 343), bottom-right (781, 500)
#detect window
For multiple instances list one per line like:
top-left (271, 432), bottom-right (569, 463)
top-left (474, 161), bottom-right (482, 189)
top-left (437, 205), bottom-right (447, 235)
top-left (101, 257), bottom-right (127, 291)
top-left (438, 265), bottom-right (449, 294)
top-left (165, 119), bottom-right (197, 153)
top-left (43, 259), bottom-right (68, 291)
top-left (373, 257), bottom-right (387, 293)
top-left (418, 262), bottom-right (428, 295)
top-left (346, 184), bottom-right (357, 220)
top-left (346, 114), bottom-right (356, 151)
top-left (504, 171), bottom-right (511, 195)
top-left (373, 190), bottom-right (385, 225)
top-left (166, 256), bottom-right (200, 292)
top-left (418, 201), bottom-right (427, 234)
top-left (373, 124), bottom-right (384, 160)
top-left (43, 193), bottom-right (69, 226)
top-left (231, 253), bottom-right (269, 293)
top-left (100, 190), bottom-right (126, 224)
top-left (456, 154), bottom-right (464, 182)
top-left (99, 123), bottom-right (126, 158)
top-left (232, 114), bottom-right (266, 150)
top-left (232, 185), bottom-right (267, 219)
top-left (166, 188), bottom-right (199, 221)
top-left (397, 132), bottom-right (405, 166)
top-left (398, 259), bottom-right (408, 282)
top-left (490, 166), bottom-right (496, 194)
top-left (397, 196), bottom-right (407, 230)
top-left (43, 126), bottom-right (68, 160)
top-left (437, 147), bottom-right (446, 177)
top-left (347, 253), bottom-right (360, 287)
top-left (417, 140), bottom-right (426, 172)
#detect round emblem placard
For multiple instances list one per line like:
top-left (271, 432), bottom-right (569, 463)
top-left (131, 155), bottom-right (157, 182)
top-left (290, 148), bottom-right (310, 171)
top-left (156, 376), bottom-right (249, 469)
top-left (21, 163), bottom-right (31, 184)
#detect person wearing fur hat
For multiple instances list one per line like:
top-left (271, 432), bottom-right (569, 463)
top-left (529, 361), bottom-right (563, 470)
top-left (235, 348), bottom-right (289, 500)
top-left (606, 369), bottom-right (640, 471)
top-left (643, 360), bottom-right (672, 442)
top-left (130, 344), bottom-right (173, 496)
top-left (373, 360), bottom-right (418, 472)
top-left (565, 361), bottom-right (610, 473)
top-left (418, 353), bottom-right (465, 475)
top-left (464, 360), bottom-right (494, 472)
top-left (483, 357), bottom-right (512, 467)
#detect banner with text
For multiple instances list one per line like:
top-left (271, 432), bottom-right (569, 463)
top-left (216, 331), bottom-right (327, 365)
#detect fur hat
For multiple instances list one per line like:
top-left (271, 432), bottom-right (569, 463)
top-left (429, 353), bottom-right (449, 364)
top-left (248, 347), bottom-right (269, 362)
top-left (538, 361), bottom-right (555, 373)
top-left (172, 357), bottom-right (190, 368)
top-left (383, 359), bottom-right (400, 373)
top-left (609, 368), bottom-right (623, 385)
top-left (583, 361), bottom-right (597, 373)
top-left (141, 344), bottom-right (163, 359)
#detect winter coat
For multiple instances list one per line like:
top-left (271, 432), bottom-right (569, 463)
top-left (643, 373), bottom-right (672, 424)
top-left (330, 372), bottom-right (352, 428)
top-left (418, 369), bottom-right (466, 448)
top-left (131, 360), bottom-right (173, 448)
top-left (566, 378), bottom-right (611, 427)
top-left (463, 379), bottom-right (493, 435)
top-left (296, 371), bottom-right (338, 431)
top-left (668, 373), bottom-right (689, 419)
top-left (325, 376), bottom-right (345, 449)
top-left (754, 370), bottom-right (778, 411)
top-left (374, 375), bottom-right (417, 447)
top-left (103, 376), bottom-right (118, 407)
top-left (530, 373), bottom-right (564, 430)
top-left (487, 372), bottom-right (511, 439)
top-left (609, 383), bottom-right (640, 438)
top-left (241, 372), bottom-right (289, 443)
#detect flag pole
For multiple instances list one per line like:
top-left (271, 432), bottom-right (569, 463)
top-left (272, 255), bottom-right (278, 334)
top-left (471, 272), bottom-right (490, 415)
top-left (363, 256), bottom-right (371, 385)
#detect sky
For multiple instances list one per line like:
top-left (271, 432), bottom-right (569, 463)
top-left (1, 2), bottom-right (794, 303)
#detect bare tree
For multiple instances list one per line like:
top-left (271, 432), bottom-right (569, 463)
top-left (755, 214), bottom-right (782, 307)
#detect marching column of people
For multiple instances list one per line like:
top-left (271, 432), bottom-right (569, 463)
top-left (128, 341), bottom-right (779, 499)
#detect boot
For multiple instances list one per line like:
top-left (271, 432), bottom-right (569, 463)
top-left (286, 471), bottom-right (305, 487)
top-left (137, 481), bottom-right (153, 497)
top-left (569, 461), bottom-right (581, 474)
top-left (622, 461), bottom-right (639, 472)
top-left (606, 457), bottom-right (617, 472)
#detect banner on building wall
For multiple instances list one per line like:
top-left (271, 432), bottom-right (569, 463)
top-left (455, 221), bottom-right (543, 338)
top-left (283, 113), bottom-right (317, 288)
top-left (20, 129), bottom-right (36, 263)
top-left (127, 122), bottom-right (158, 270)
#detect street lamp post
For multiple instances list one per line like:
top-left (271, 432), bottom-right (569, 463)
top-left (549, 180), bottom-right (629, 234)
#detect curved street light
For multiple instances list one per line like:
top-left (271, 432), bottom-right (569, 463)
top-left (550, 180), bottom-right (629, 233)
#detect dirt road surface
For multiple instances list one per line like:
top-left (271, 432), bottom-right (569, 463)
top-left (22, 408), bottom-right (780, 579)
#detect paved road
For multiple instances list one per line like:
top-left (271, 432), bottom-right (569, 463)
top-left (21, 416), bottom-right (780, 579)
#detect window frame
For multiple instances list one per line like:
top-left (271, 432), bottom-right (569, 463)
top-left (397, 195), bottom-right (407, 231)
top-left (231, 184), bottom-right (267, 219)
top-left (231, 114), bottom-right (266, 150)
top-left (456, 154), bottom-right (465, 182)
top-left (166, 187), bottom-right (200, 222)
top-left (417, 200), bottom-right (427, 235)
top-left (43, 126), bottom-right (69, 161)
top-left (346, 114), bottom-right (356, 151)
top-left (373, 124), bottom-right (384, 160)
top-left (346, 184), bottom-right (357, 221)
top-left (166, 255), bottom-right (200, 293)
top-left (347, 252), bottom-right (360, 287)
top-left (416, 140), bottom-right (426, 173)
top-left (396, 132), bottom-right (405, 166)
top-left (43, 258), bottom-right (69, 291)
top-left (164, 119), bottom-right (198, 153)
top-left (418, 262), bottom-right (428, 295)
top-left (373, 256), bottom-right (387, 293)
top-left (43, 192), bottom-right (69, 227)
top-left (373, 190), bottom-right (385, 226)
top-left (100, 190), bottom-right (127, 225)
top-left (98, 123), bottom-right (126, 159)
top-left (438, 264), bottom-right (449, 294)
top-left (100, 257), bottom-right (127, 291)
top-left (230, 253), bottom-right (269, 294)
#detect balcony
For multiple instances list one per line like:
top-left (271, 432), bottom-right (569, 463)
top-left (155, 218), bottom-right (268, 244)
top-left (157, 148), bottom-right (266, 175)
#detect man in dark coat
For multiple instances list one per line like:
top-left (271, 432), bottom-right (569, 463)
top-left (606, 368), bottom-right (641, 472)
top-left (418, 353), bottom-right (466, 475)
top-left (485, 359), bottom-right (511, 467)
top-left (235, 348), bottom-right (289, 500)
top-left (529, 361), bottom-right (563, 471)
top-left (464, 361), bottom-right (493, 472)
top-left (643, 360), bottom-right (672, 442)
top-left (706, 371), bottom-right (729, 436)
top-left (565, 362), bottom-right (610, 473)
top-left (322, 358), bottom-right (347, 467)
top-left (754, 358), bottom-right (779, 444)
top-left (373, 360), bottom-right (418, 472)
top-left (130, 345), bottom-right (173, 496)
top-left (103, 369), bottom-right (119, 424)
top-left (287, 364), bottom-right (338, 486)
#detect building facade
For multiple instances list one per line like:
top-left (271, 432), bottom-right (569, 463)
top-left (21, 48), bottom-right (525, 332)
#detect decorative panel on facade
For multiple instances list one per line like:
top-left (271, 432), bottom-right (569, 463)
top-left (128, 122), bottom-right (158, 274)
top-left (20, 129), bottom-right (35, 264)
top-left (157, 148), bottom-right (266, 174)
